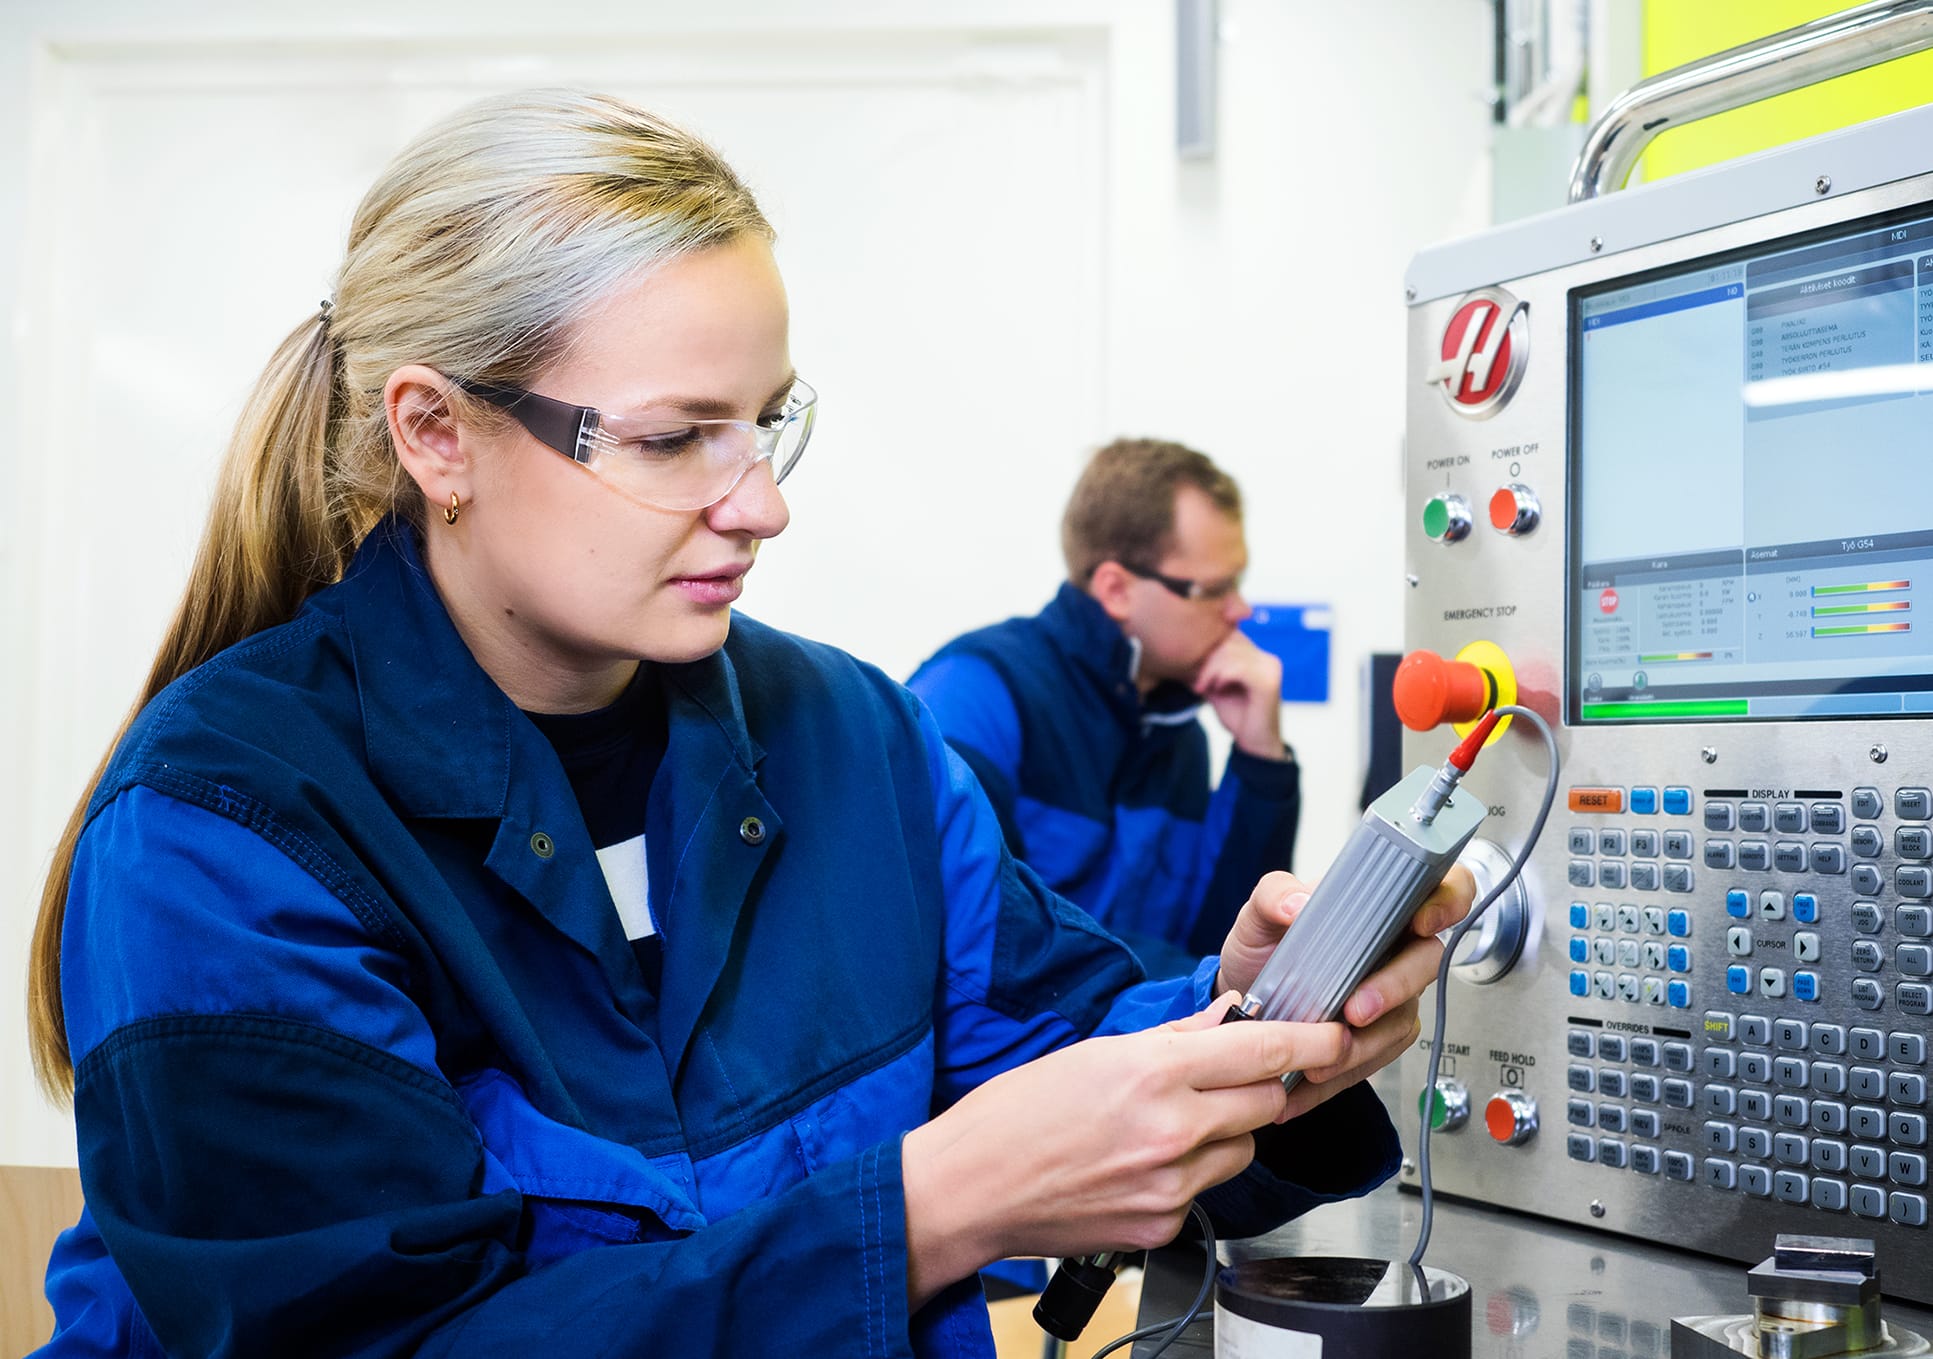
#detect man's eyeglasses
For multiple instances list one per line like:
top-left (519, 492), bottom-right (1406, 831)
top-left (1120, 560), bottom-right (1244, 604)
top-left (453, 375), bottom-right (817, 512)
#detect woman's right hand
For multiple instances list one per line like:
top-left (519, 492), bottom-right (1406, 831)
top-left (900, 995), bottom-right (1349, 1308)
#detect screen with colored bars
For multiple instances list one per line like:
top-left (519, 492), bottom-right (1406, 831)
top-left (1568, 204), bottom-right (1933, 724)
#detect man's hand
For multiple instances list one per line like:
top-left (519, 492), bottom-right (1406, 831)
top-left (1192, 630), bottom-right (1286, 761)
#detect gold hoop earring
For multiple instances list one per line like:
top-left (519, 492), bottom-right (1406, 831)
top-left (444, 492), bottom-right (461, 526)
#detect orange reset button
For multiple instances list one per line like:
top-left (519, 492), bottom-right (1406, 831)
top-left (1568, 787), bottom-right (1625, 813)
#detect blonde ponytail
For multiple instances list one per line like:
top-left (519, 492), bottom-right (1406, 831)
top-left (29, 88), bottom-right (769, 1100)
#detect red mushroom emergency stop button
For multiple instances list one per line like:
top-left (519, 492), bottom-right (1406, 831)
top-left (1392, 649), bottom-right (1497, 731)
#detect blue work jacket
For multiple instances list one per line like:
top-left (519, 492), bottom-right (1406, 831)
top-left (40, 520), bottom-right (1395, 1358)
top-left (909, 584), bottom-right (1301, 978)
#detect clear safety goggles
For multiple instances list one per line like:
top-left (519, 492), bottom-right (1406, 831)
top-left (455, 375), bottom-right (817, 512)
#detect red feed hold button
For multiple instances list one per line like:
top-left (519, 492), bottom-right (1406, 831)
top-left (1392, 649), bottom-right (1495, 731)
top-left (1486, 1091), bottom-right (1537, 1145)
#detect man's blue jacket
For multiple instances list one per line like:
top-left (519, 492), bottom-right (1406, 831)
top-left (909, 585), bottom-right (1301, 979)
top-left (40, 521), bottom-right (1394, 1358)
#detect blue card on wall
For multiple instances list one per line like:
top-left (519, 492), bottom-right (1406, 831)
top-left (1240, 604), bottom-right (1332, 704)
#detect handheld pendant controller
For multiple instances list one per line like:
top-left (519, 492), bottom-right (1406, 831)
top-left (1228, 758), bottom-right (1489, 1086)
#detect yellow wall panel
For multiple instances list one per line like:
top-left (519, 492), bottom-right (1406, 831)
top-left (1639, 0), bottom-right (1933, 182)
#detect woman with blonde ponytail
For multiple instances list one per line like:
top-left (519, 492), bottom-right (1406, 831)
top-left (30, 90), bottom-right (1466, 1358)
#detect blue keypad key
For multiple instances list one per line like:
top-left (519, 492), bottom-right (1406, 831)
top-left (1728, 966), bottom-right (1752, 995)
top-left (1571, 938), bottom-right (1590, 963)
top-left (1632, 787), bottom-right (1659, 815)
top-left (1668, 909), bottom-right (1691, 938)
top-left (1668, 980), bottom-right (1691, 1008)
top-left (1571, 971), bottom-right (1591, 997)
top-left (1795, 972), bottom-right (1820, 1003)
top-left (1668, 946), bottom-right (1690, 972)
top-left (1664, 787), bottom-right (1693, 815)
top-left (1794, 893), bottom-right (1819, 924)
top-left (1727, 890), bottom-right (1751, 919)
top-left (1571, 902), bottom-right (1590, 929)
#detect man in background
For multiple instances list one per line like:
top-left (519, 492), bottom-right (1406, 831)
top-left (910, 437), bottom-right (1299, 979)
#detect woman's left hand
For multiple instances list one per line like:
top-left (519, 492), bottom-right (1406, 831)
top-left (1213, 865), bottom-right (1476, 1118)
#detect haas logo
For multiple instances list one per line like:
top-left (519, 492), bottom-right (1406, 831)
top-left (1427, 287), bottom-right (1528, 418)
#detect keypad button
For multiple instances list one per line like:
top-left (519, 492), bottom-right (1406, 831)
top-left (1813, 1025), bottom-right (1848, 1056)
top-left (1852, 1183), bottom-right (1887, 1218)
top-left (1741, 1164), bottom-right (1772, 1197)
top-left (1665, 865), bottom-right (1695, 894)
top-left (1795, 972), bottom-right (1821, 1003)
top-left (1664, 1079), bottom-right (1694, 1109)
top-left (1568, 1098), bottom-right (1595, 1126)
top-left (1704, 803), bottom-right (1735, 831)
top-left (1813, 1101), bottom-right (1848, 1135)
top-left (1669, 909), bottom-right (1692, 937)
top-left (1759, 891), bottom-right (1787, 921)
top-left (1617, 973), bottom-right (1640, 1002)
top-left (1815, 1064), bottom-right (1848, 1096)
top-left (1744, 1094), bottom-right (1773, 1125)
top-left (1567, 1133), bottom-right (1596, 1162)
top-left (1774, 1170), bottom-right (1810, 1204)
top-left (1726, 890), bottom-right (1751, 919)
top-left (1664, 831), bottom-right (1693, 859)
top-left (1600, 861), bottom-right (1627, 890)
top-left (1727, 927), bottom-right (1753, 958)
top-left (1598, 828), bottom-right (1626, 856)
top-left (1594, 971), bottom-right (1615, 1000)
top-left (1794, 894), bottom-right (1820, 925)
top-left (1668, 980), bottom-right (1690, 1008)
top-left (1773, 1131), bottom-right (1807, 1165)
top-left (1704, 1049), bottom-right (1736, 1079)
top-left (1663, 1151), bottom-right (1693, 1181)
top-left (1760, 968), bottom-right (1786, 999)
top-left (1704, 1157), bottom-right (1737, 1190)
top-left (1703, 1120), bottom-right (1736, 1152)
top-left (1795, 933), bottom-right (1822, 964)
top-left (1903, 984), bottom-right (1933, 1016)
top-left (1899, 867), bottom-right (1933, 899)
top-left (1899, 826), bottom-right (1933, 860)
top-left (1852, 1144), bottom-right (1887, 1179)
top-left (1900, 945), bottom-right (1933, 978)
top-left (1570, 970), bottom-right (1590, 997)
top-left (1891, 1112), bottom-right (1929, 1147)
top-left (1664, 788), bottom-right (1692, 815)
top-left (1774, 803), bottom-right (1808, 834)
top-left (1852, 788), bottom-right (1884, 820)
top-left (1898, 788), bottom-right (1933, 820)
top-left (1727, 965), bottom-right (1751, 995)
top-left (1593, 938), bottom-right (1616, 966)
top-left (1740, 842), bottom-right (1772, 872)
top-left (1703, 1084), bottom-right (1736, 1116)
top-left (1892, 1074), bottom-right (1929, 1107)
top-left (1812, 1178), bottom-right (1849, 1212)
top-left (1900, 906), bottom-right (1933, 938)
top-left (1596, 1034), bottom-right (1627, 1062)
top-left (1854, 866), bottom-right (1884, 896)
top-left (1631, 1074), bottom-right (1661, 1104)
top-left (1775, 843), bottom-right (1808, 873)
top-left (1597, 1105), bottom-right (1627, 1134)
top-left (1704, 841), bottom-right (1735, 870)
top-left (1568, 1065), bottom-right (1596, 1093)
top-left (1570, 901), bottom-right (1590, 930)
top-left (1740, 1054), bottom-right (1771, 1085)
top-left (1663, 1042), bottom-right (1693, 1072)
top-left (1739, 802), bottom-right (1772, 833)
top-left (1852, 940), bottom-right (1883, 972)
top-left (1702, 1013), bottom-right (1734, 1044)
top-left (1811, 844), bottom-right (1846, 875)
top-left (1631, 1038), bottom-right (1662, 1066)
top-left (1598, 1070), bottom-right (1627, 1099)
top-left (1570, 938), bottom-right (1590, 964)
top-left (1854, 978), bottom-right (1884, 1011)
top-left (1668, 945), bottom-right (1691, 972)
top-left (1631, 829), bottom-right (1660, 857)
top-left (1890, 1152), bottom-right (1928, 1187)
top-left (1618, 939), bottom-right (1641, 968)
top-left (1775, 1058), bottom-right (1809, 1089)
top-left (1631, 1146), bottom-right (1661, 1175)
top-left (1631, 787), bottom-right (1659, 815)
top-left (1852, 1067), bottom-right (1885, 1102)
top-left (1775, 1096), bottom-right (1810, 1128)
top-left (1894, 1033), bottom-right (1928, 1066)
top-left (1810, 803), bottom-right (1845, 835)
top-left (1774, 1019), bottom-right (1808, 1050)
top-left (1889, 1192), bottom-right (1928, 1227)
top-left (1569, 860), bottom-right (1596, 887)
top-left (1598, 1139), bottom-right (1628, 1169)
top-left (1631, 1110), bottom-right (1661, 1138)
top-left (1569, 827), bottom-right (1597, 855)
top-left (1616, 904), bottom-right (1642, 933)
top-left (1851, 1106), bottom-right (1887, 1140)
top-left (1630, 863), bottom-right (1661, 892)
top-left (1740, 1016), bottom-right (1772, 1047)
top-left (1852, 825), bottom-right (1884, 857)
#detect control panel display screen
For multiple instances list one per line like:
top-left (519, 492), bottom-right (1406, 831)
top-left (1570, 205), bottom-right (1933, 723)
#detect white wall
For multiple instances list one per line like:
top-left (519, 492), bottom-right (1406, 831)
top-left (0, 0), bottom-right (1494, 1166)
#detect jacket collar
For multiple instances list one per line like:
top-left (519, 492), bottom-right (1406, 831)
top-left (1039, 582), bottom-right (1202, 727)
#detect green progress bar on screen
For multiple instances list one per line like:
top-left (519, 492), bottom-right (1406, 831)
top-left (1581, 699), bottom-right (1750, 719)
top-left (1813, 601), bottom-right (1910, 617)
top-left (1636, 651), bottom-right (1715, 663)
top-left (1812, 580), bottom-right (1910, 596)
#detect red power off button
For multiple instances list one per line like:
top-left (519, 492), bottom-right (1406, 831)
top-left (1489, 484), bottom-right (1540, 536)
